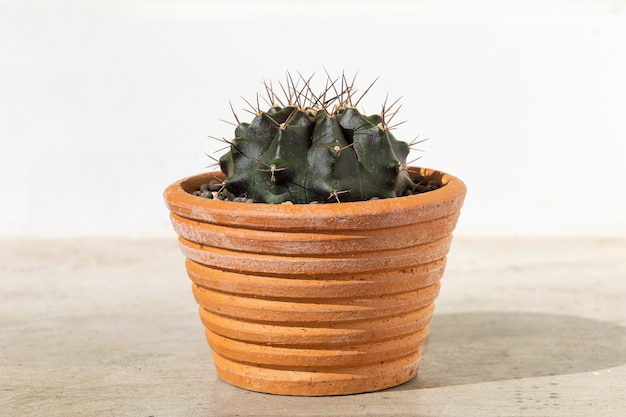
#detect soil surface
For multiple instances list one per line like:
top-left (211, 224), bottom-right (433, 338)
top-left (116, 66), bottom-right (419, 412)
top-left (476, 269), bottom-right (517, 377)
top-left (191, 175), bottom-right (441, 203)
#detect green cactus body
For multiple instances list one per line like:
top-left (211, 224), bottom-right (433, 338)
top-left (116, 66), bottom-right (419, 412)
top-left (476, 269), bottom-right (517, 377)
top-left (218, 76), bottom-right (415, 204)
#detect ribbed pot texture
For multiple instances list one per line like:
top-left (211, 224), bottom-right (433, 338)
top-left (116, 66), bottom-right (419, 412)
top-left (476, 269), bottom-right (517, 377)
top-left (163, 167), bottom-right (466, 396)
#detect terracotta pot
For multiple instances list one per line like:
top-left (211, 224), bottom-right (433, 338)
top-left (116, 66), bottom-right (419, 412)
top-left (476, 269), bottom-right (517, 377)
top-left (163, 167), bottom-right (466, 396)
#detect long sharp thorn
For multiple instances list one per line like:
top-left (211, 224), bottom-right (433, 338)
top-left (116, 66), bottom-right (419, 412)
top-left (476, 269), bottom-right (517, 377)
top-left (278, 106), bottom-right (298, 130)
top-left (409, 136), bottom-right (429, 147)
top-left (261, 112), bottom-right (281, 128)
top-left (342, 72), bottom-right (350, 105)
top-left (387, 95), bottom-right (403, 112)
top-left (388, 103), bottom-right (403, 121)
top-left (319, 68), bottom-right (343, 111)
top-left (407, 156), bottom-right (423, 166)
top-left (409, 136), bottom-right (429, 152)
top-left (255, 159), bottom-right (288, 182)
top-left (207, 135), bottom-right (233, 145)
top-left (286, 71), bottom-right (298, 106)
top-left (263, 80), bottom-right (274, 107)
top-left (241, 108), bottom-right (257, 116)
top-left (353, 75), bottom-right (379, 109)
top-left (327, 189), bottom-right (351, 203)
top-left (298, 71), bottom-right (320, 108)
top-left (346, 71), bottom-right (360, 106)
top-left (388, 120), bottom-right (407, 130)
top-left (380, 94), bottom-right (389, 128)
top-left (204, 153), bottom-right (221, 168)
top-left (228, 100), bottom-right (240, 124)
top-left (259, 93), bottom-right (272, 108)
top-left (219, 118), bottom-right (238, 127)
top-left (277, 79), bottom-right (290, 105)
top-left (240, 95), bottom-right (260, 115)
top-left (268, 80), bottom-right (284, 107)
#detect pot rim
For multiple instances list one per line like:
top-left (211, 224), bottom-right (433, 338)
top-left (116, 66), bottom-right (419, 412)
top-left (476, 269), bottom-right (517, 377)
top-left (163, 166), bottom-right (466, 230)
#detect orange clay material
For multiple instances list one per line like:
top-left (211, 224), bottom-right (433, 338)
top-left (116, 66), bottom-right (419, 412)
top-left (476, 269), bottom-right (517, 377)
top-left (164, 167), bottom-right (466, 396)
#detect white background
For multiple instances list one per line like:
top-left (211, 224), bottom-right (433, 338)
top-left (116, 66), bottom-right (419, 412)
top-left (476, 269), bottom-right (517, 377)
top-left (2, 0), bottom-right (625, 238)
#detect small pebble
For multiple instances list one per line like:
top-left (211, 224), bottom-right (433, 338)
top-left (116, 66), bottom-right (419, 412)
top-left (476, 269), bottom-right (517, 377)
top-left (221, 191), bottom-right (235, 201)
top-left (427, 180), bottom-right (440, 190)
top-left (209, 178), bottom-right (224, 192)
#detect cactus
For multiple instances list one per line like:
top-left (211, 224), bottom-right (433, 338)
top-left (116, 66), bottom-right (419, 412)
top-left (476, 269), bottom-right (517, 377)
top-left (215, 73), bottom-right (424, 204)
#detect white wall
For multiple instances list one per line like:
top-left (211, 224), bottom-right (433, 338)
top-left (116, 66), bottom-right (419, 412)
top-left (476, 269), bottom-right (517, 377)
top-left (2, 0), bottom-right (625, 238)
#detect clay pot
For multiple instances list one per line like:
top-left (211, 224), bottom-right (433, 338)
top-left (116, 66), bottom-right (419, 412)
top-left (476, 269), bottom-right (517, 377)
top-left (163, 167), bottom-right (466, 396)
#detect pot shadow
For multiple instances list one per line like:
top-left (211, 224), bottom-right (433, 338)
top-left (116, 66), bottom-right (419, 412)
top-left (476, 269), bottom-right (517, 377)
top-left (393, 312), bottom-right (626, 390)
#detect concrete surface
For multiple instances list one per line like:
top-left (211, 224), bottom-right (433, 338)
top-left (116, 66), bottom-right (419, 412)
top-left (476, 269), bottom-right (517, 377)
top-left (1, 238), bottom-right (625, 417)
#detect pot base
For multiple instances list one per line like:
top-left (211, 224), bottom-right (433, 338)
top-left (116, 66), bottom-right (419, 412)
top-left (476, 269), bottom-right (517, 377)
top-left (212, 351), bottom-right (420, 396)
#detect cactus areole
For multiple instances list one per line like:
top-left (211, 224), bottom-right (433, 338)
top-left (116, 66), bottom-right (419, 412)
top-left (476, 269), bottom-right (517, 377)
top-left (216, 74), bottom-right (424, 204)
